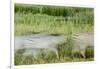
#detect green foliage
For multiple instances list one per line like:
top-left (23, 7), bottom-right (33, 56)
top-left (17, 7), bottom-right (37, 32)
top-left (15, 4), bottom-right (93, 17)
top-left (85, 47), bottom-right (94, 58)
top-left (15, 4), bottom-right (94, 35)
top-left (15, 13), bottom-right (94, 35)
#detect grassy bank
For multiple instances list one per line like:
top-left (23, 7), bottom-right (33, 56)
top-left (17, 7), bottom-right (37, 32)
top-left (15, 13), bottom-right (93, 36)
top-left (15, 4), bottom-right (93, 36)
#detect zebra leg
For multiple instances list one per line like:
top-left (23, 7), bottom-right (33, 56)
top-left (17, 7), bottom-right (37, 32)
top-left (51, 48), bottom-right (59, 59)
top-left (80, 49), bottom-right (86, 58)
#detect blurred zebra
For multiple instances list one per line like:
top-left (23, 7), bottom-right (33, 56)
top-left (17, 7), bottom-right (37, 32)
top-left (72, 32), bottom-right (94, 58)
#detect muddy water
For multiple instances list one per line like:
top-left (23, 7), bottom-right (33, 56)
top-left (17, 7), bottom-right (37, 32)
top-left (15, 33), bottom-right (66, 56)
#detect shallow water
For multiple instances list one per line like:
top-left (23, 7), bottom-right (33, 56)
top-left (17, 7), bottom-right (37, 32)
top-left (15, 33), bottom-right (66, 56)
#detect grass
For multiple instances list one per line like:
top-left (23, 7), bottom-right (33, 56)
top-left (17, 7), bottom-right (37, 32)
top-left (15, 48), bottom-right (94, 65)
top-left (15, 13), bottom-right (93, 36)
top-left (14, 4), bottom-right (94, 65)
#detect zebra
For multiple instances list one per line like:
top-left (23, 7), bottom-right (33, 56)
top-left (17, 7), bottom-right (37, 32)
top-left (15, 33), bottom-right (66, 59)
top-left (71, 32), bottom-right (94, 58)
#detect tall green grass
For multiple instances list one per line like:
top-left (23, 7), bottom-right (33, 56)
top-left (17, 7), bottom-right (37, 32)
top-left (15, 4), bottom-right (93, 17)
top-left (15, 13), bottom-right (93, 35)
top-left (15, 4), bottom-right (94, 65)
